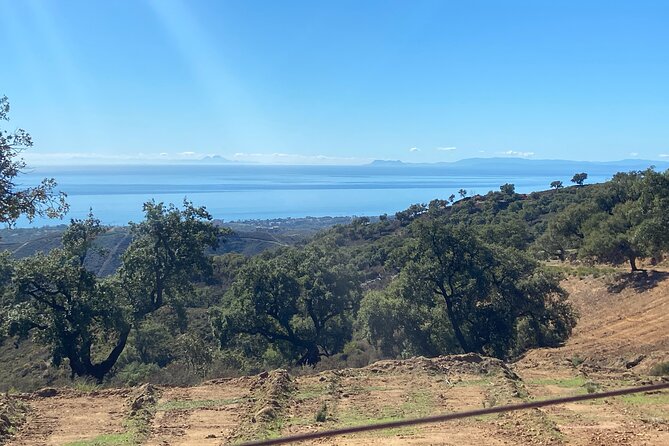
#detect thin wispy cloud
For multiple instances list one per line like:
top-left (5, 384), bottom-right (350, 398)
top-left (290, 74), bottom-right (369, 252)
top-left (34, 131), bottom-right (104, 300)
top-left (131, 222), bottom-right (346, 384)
top-left (436, 147), bottom-right (456, 152)
top-left (22, 151), bottom-right (216, 165)
top-left (629, 152), bottom-right (639, 157)
top-left (500, 150), bottom-right (535, 158)
top-left (409, 147), bottom-right (420, 152)
top-left (659, 153), bottom-right (669, 158)
top-left (22, 151), bottom-right (372, 166)
top-left (23, 152), bottom-right (167, 164)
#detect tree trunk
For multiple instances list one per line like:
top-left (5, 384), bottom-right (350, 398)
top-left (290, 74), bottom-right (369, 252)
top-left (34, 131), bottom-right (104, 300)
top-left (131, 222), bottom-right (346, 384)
top-left (88, 327), bottom-right (131, 382)
top-left (297, 344), bottom-right (321, 367)
top-left (65, 327), bottom-right (131, 383)
top-left (629, 255), bottom-right (638, 272)
top-left (63, 334), bottom-right (88, 379)
top-left (443, 295), bottom-right (471, 353)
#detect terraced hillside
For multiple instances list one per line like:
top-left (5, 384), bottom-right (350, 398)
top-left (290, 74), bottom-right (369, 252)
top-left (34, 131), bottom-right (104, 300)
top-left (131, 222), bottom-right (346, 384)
top-left (0, 216), bottom-right (351, 275)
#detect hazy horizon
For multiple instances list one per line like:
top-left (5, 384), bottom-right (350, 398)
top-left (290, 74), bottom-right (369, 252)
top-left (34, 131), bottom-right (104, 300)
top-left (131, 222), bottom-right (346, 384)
top-left (22, 155), bottom-right (669, 168)
top-left (14, 160), bottom-right (662, 228)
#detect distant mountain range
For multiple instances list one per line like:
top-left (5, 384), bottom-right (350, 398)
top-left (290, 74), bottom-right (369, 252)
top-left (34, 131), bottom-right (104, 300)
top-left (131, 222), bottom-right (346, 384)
top-left (367, 158), bottom-right (669, 176)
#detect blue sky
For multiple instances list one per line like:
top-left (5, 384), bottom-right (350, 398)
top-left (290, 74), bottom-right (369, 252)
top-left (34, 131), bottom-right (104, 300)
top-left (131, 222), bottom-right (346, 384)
top-left (1, 0), bottom-right (668, 165)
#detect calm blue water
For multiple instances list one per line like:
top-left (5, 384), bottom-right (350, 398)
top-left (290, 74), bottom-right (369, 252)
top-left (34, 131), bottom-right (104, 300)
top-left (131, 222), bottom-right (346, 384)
top-left (16, 164), bottom-right (609, 227)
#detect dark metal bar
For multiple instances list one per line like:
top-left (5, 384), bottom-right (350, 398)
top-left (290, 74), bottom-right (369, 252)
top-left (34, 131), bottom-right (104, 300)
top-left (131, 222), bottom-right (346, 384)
top-left (238, 382), bottom-right (669, 446)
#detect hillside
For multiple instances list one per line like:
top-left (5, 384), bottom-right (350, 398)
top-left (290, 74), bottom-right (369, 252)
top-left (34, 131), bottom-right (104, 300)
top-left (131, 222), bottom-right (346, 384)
top-left (0, 216), bottom-right (352, 275)
top-left (518, 268), bottom-right (669, 372)
top-left (3, 271), bottom-right (668, 445)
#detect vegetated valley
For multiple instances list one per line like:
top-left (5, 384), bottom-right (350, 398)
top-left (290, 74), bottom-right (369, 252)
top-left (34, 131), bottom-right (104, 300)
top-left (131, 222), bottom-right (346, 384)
top-left (1, 170), bottom-right (669, 445)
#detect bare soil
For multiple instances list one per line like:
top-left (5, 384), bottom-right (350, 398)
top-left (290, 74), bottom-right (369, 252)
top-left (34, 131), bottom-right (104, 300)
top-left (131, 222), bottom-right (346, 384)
top-left (4, 272), bottom-right (669, 445)
top-left (7, 388), bottom-right (130, 446)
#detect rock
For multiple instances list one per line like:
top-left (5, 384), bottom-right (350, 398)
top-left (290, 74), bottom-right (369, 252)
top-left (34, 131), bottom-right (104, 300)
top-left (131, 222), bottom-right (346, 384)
top-left (625, 354), bottom-right (645, 368)
top-left (34, 387), bottom-right (58, 398)
top-left (254, 406), bottom-right (276, 421)
top-left (129, 383), bottom-right (159, 414)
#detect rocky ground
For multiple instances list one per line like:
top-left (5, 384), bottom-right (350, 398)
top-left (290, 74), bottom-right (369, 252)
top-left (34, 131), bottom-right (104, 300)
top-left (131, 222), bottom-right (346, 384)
top-left (2, 271), bottom-right (668, 445)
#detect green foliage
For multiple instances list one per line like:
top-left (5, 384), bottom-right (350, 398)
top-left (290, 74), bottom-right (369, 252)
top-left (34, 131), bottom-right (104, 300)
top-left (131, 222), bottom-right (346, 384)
top-left (478, 215), bottom-right (532, 251)
top-left (156, 398), bottom-right (241, 411)
top-left (132, 321), bottom-right (174, 367)
top-left (174, 332), bottom-right (215, 376)
top-left (394, 203), bottom-right (427, 225)
top-left (570, 355), bottom-right (585, 367)
top-left (2, 201), bottom-right (224, 382)
top-left (579, 205), bottom-right (643, 270)
top-left (499, 183), bottom-right (516, 195)
top-left (571, 172), bottom-right (588, 186)
top-left (315, 402), bottom-right (328, 422)
top-left (359, 220), bottom-right (576, 359)
top-left (112, 362), bottom-right (161, 387)
top-left (64, 432), bottom-right (136, 446)
top-left (120, 200), bottom-right (227, 319)
top-left (0, 96), bottom-right (68, 227)
top-left (211, 243), bottom-right (361, 365)
top-left (5, 157), bottom-right (669, 388)
top-left (649, 361), bottom-right (669, 376)
top-left (536, 203), bottom-right (595, 260)
top-left (583, 380), bottom-right (600, 394)
top-left (3, 215), bottom-right (131, 381)
top-left (545, 169), bottom-right (669, 271)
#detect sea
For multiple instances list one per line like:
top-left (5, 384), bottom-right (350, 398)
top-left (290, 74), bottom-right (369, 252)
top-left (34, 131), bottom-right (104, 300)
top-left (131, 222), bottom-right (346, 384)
top-left (15, 163), bottom-right (614, 228)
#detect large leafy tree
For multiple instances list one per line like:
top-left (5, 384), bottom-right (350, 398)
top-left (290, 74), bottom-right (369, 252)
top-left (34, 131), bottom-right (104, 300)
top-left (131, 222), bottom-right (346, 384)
top-left (120, 200), bottom-right (226, 319)
top-left (578, 169), bottom-right (669, 271)
top-left (212, 244), bottom-right (361, 365)
top-left (360, 220), bottom-right (576, 359)
top-left (2, 201), bottom-right (225, 381)
top-left (0, 96), bottom-right (68, 226)
top-left (579, 202), bottom-right (645, 271)
top-left (536, 203), bottom-right (596, 260)
top-left (3, 215), bottom-right (131, 381)
top-left (634, 169), bottom-right (669, 257)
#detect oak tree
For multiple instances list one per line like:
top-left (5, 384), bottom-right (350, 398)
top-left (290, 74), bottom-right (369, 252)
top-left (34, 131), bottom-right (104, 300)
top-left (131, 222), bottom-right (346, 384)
top-left (0, 96), bottom-right (68, 226)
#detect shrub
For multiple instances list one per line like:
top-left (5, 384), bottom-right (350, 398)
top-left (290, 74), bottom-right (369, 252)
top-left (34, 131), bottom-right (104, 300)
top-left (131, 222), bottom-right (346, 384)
top-left (111, 362), bottom-right (161, 387)
top-left (570, 355), bottom-right (585, 367)
top-left (315, 403), bottom-right (327, 422)
top-left (649, 361), bottom-right (669, 376)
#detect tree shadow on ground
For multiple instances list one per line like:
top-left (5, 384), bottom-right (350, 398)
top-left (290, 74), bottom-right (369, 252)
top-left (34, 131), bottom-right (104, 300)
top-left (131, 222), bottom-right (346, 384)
top-left (606, 270), bottom-right (669, 294)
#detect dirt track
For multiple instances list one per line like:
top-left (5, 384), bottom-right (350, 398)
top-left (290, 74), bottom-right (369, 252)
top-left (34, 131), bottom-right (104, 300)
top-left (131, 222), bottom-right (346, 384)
top-left (4, 272), bottom-right (669, 445)
top-left (7, 389), bottom-right (130, 445)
